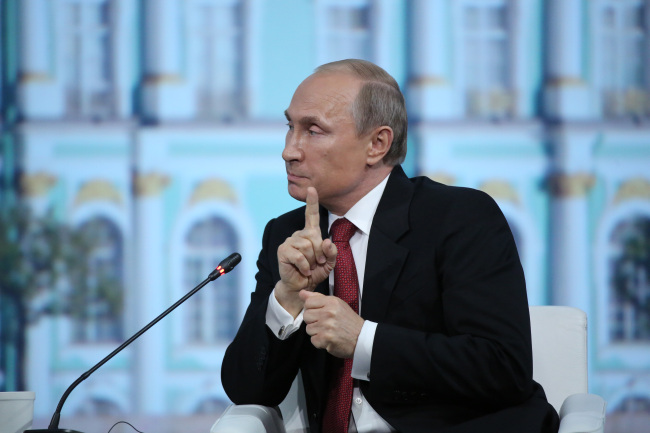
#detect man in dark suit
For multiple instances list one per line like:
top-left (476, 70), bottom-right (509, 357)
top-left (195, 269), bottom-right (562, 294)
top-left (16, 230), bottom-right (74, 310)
top-left (222, 59), bottom-right (559, 433)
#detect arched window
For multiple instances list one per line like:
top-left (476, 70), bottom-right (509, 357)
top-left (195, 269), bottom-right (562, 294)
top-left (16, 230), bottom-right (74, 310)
top-left (609, 215), bottom-right (650, 342)
top-left (184, 216), bottom-right (239, 343)
top-left (73, 216), bottom-right (123, 343)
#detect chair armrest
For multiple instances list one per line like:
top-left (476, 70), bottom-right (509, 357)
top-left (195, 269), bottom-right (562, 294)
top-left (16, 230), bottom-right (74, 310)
top-left (211, 404), bottom-right (286, 433)
top-left (558, 393), bottom-right (607, 433)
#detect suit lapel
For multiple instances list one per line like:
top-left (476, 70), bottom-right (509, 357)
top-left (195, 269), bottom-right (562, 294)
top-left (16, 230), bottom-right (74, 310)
top-left (361, 166), bottom-right (413, 322)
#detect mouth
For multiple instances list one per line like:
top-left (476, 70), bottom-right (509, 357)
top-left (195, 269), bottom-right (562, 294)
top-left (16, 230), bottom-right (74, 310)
top-left (287, 172), bottom-right (307, 183)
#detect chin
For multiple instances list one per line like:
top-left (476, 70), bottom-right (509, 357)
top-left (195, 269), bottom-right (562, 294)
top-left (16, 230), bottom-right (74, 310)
top-left (287, 184), bottom-right (307, 202)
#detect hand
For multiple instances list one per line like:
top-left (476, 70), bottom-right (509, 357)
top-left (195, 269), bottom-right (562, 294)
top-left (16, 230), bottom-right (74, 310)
top-left (275, 187), bottom-right (337, 318)
top-left (300, 290), bottom-right (364, 359)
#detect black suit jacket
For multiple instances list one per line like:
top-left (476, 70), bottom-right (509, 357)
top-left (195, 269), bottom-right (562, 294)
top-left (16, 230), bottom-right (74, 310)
top-left (222, 166), bottom-right (559, 433)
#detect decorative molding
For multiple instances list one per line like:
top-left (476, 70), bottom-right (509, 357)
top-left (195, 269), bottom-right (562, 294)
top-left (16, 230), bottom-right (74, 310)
top-left (19, 72), bottom-right (53, 83)
top-left (74, 180), bottom-right (123, 207)
top-left (425, 172), bottom-right (455, 186)
top-left (548, 173), bottom-right (595, 198)
top-left (143, 74), bottom-right (183, 86)
top-left (188, 179), bottom-right (237, 205)
top-left (134, 173), bottom-right (170, 197)
top-left (479, 180), bottom-right (520, 205)
top-left (614, 178), bottom-right (650, 204)
top-left (409, 75), bottom-right (448, 87)
top-left (21, 172), bottom-right (58, 197)
top-left (546, 76), bottom-right (585, 88)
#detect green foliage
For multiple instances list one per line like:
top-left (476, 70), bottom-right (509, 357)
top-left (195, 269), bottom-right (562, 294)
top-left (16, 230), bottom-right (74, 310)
top-left (0, 205), bottom-right (122, 322)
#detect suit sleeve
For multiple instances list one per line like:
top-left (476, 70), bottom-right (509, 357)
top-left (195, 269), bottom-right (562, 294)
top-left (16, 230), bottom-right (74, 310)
top-left (221, 218), bottom-right (307, 406)
top-left (368, 189), bottom-right (534, 410)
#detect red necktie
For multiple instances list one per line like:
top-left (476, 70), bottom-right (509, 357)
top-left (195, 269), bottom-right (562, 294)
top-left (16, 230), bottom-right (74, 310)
top-left (322, 218), bottom-right (359, 433)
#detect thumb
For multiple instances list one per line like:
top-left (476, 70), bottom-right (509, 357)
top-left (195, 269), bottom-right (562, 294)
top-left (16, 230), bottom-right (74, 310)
top-left (322, 238), bottom-right (337, 270)
top-left (299, 289), bottom-right (320, 302)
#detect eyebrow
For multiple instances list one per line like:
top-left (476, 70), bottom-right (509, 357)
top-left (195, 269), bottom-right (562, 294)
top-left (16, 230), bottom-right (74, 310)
top-left (284, 110), bottom-right (325, 129)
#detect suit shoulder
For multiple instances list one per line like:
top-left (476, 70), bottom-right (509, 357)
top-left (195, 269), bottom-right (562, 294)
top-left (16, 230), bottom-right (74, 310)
top-left (411, 176), bottom-right (498, 205)
top-left (409, 176), bottom-right (503, 219)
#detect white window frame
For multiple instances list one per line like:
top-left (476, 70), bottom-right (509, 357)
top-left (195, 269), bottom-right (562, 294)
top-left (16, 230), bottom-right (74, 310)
top-left (60, 0), bottom-right (115, 119)
top-left (187, 0), bottom-right (244, 120)
top-left (182, 215), bottom-right (239, 345)
top-left (454, 0), bottom-right (518, 119)
top-left (595, 200), bottom-right (650, 370)
top-left (315, 0), bottom-right (375, 65)
top-left (591, 0), bottom-right (650, 119)
top-left (72, 215), bottom-right (124, 344)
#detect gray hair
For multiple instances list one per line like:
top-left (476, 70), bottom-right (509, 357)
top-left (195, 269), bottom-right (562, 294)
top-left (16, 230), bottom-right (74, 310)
top-left (314, 59), bottom-right (407, 165)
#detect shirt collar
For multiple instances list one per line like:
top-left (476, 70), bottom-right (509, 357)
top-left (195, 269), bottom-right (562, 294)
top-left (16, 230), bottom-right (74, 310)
top-left (328, 173), bottom-right (391, 236)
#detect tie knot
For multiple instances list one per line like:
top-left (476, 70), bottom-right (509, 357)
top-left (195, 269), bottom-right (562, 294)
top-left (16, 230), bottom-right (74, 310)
top-left (330, 218), bottom-right (357, 243)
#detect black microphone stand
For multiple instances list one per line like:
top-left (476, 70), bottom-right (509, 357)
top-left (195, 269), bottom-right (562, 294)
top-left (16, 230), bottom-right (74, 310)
top-left (26, 253), bottom-right (242, 433)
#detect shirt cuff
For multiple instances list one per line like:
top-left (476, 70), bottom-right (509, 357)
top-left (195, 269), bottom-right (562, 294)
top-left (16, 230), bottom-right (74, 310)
top-left (265, 288), bottom-right (304, 340)
top-left (352, 320), bottom-right (377, 381)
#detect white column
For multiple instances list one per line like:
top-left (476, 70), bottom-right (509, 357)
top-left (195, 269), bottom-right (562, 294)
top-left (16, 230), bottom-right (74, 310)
top-left (408, 0), bottom-right (455, 119)
top-left (548, 130), bottom-right (595, 313)
top-left (549, 175), bottom-right (594, 312)
top-left (132, 173), bottom-right (170, 414)
top-left (142, 0), bottom-right (193, 120)
top-left (27, 318), bottom-right (52, 417)
top-left (544, 0), bottom-right (591, 119)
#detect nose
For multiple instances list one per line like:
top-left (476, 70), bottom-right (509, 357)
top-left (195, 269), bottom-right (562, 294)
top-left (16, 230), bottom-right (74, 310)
top-left (282, 132), bottom-right (303, 163)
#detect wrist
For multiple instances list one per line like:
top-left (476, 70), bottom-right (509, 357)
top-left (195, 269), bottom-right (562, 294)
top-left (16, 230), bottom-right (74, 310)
top-left (274, 282), bottom-right (304, 319)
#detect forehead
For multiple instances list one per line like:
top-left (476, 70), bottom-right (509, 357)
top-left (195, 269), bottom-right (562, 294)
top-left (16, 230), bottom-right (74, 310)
top-left (286, 72), bottom-right (361, 120)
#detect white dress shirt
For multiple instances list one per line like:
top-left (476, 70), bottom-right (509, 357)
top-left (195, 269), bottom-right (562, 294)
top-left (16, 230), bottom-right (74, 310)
top-left (265, 174), bottom-right (396, 433)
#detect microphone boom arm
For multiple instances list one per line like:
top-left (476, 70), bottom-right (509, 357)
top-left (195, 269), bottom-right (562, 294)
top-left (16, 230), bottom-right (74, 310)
top-left (29, 252), bottom-right (242, 433)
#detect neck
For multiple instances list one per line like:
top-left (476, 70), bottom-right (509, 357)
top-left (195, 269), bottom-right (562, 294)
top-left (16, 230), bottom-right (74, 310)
top-left (324, 164), bottom-right (393, 216)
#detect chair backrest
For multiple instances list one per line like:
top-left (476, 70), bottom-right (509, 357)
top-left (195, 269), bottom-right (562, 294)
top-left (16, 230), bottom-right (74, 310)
top-left (529, 305), bottom-right (588, 413)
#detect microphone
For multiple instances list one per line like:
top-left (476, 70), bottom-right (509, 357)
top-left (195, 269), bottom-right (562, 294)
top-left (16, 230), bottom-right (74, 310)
top-left (26, 252), bottom-right (242, 433)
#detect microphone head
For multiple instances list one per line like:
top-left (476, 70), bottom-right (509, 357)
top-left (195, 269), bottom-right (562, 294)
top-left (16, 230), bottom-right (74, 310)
top-left (219, 252), bottom-right (242, 273)
top-left (208, 252), bottom-right (242, 280)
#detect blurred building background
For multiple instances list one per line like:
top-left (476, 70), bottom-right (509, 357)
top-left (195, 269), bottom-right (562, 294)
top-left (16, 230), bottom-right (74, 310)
top-left (0, 0), bottom-right (649, 432)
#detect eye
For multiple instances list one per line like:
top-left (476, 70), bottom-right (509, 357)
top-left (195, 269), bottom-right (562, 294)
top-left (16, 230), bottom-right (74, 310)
top-left (308, 129), bottom-right (319, 136)
top-left (286, 122), bottom-right (294, 131)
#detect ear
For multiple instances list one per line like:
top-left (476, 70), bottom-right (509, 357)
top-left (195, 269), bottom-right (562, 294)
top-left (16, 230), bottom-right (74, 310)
top-left (366, 126), bottom-right (394, 166)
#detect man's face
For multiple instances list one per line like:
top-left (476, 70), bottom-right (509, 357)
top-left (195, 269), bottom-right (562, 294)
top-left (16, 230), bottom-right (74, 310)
top-left (283, 72), bottom-right (372, 214)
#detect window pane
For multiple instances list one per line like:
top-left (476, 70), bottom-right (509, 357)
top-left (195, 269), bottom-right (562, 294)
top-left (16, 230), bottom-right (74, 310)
top-left (462, 2), bottom-right (513, 118)
top-left (73, 217), bottom-right (124, 343)
top-left (599, 1), bottom-right (649, 117)
top-left (609, 216), bottom-right (650, 342)
top-left (323, 4), bottom-right (372, 62)
top-left (184, 216), bottom-right (239, 343)
top-left (63, 0), bottom-right (114, 118)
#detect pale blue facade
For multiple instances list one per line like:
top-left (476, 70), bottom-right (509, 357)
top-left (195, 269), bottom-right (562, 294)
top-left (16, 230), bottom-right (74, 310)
top-left (1, 0), bottom-right (649, 430)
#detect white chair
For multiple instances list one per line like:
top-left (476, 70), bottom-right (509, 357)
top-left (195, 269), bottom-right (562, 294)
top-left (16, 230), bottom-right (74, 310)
top-left (211, 306), bottom-right (606, 433)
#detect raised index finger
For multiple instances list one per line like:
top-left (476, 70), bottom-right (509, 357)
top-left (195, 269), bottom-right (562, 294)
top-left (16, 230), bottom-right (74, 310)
top-left (305, 187), bottom-right (320, 229)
